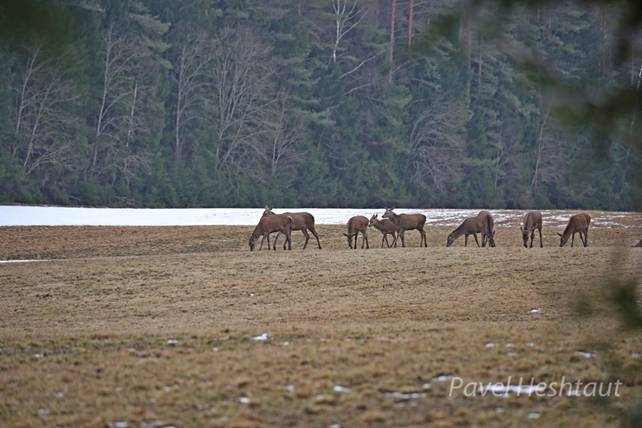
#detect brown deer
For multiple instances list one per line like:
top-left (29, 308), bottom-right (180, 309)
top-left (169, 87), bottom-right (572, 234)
top-left (249, 214), bottom-right (293, 251)
top-left (558, 213), bottom-right (591, 247)
top-left (382, 208), bottom-right (427, 247)
top-left (446, 211), bottom-right (496, 247)
top-left (344, 216), bottom-right (369, 249)
top-left (368, 214), bottom-right (399, 248)
top-left (520, 211), bottom-right (543, 248)
top-left (261, 207), bottom-right (322, 250)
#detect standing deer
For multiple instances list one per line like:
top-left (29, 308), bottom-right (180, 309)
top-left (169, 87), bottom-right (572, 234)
top-left (382, 208), bottom-right (427, 247)
top-left (261, 207), bottom-right (322, 250)
top-left (368, 214), bottom-right (399, 248)
top-left (558, 213), bottom-right (591, 247)
top-left (344, 216), bottom-right (369, 249)
top-left (521, 211), bottom-right (543, 248)
top-left (249, 214), bottom-right (293, 251)
top-left (446, 211), bottom-right (496, 247)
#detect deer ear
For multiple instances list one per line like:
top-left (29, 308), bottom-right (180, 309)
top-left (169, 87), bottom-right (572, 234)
top-left (557, 232), bottom-right (563, 237)
top-left (343, 233), bottom-right (348, 237)
top-left (519, 226), bottom-right (523, 231)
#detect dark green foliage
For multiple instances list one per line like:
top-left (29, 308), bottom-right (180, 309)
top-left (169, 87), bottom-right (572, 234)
top-left (0, 0), bottom-right (639, 208)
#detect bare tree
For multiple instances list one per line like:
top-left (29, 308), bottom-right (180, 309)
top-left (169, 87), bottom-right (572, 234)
top-left (171, 34), bottom-right (211, 161)
top-left (330, 0), bottom-right (365, 64)
top-left (409, 98), bottom-right (467, 193)
top-left (12, 48), bottom-right (78, 176)
top-left (88, 26), bottom-right (136, 177)
top-left (209, 28), bottom-right (274, 173)
top-left (255, 92), bottom-right (303, 181)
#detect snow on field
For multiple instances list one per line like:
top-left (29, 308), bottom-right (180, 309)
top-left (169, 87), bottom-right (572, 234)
top-left (0, 205), bottom-right (638, 227)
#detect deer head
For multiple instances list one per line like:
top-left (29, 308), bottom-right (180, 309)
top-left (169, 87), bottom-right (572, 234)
top-left (248, 233), bottom-right (257, 251)
top-left (368, 214), bottom-right (378, 227)
top-left (342, 232), bottom-right (354, 249)
top-left (557, 232), bottom-right (568, 247)
top-left (486, 230), bottom-right (496, 247)
top-left (382, 208), bottom-right (396, 221)
top-left (520, 226), bottom-right (529, 248)
top-left (446, 232), bottom-right (457, 247)
top-left (262, 206), bottom-right (274, 217)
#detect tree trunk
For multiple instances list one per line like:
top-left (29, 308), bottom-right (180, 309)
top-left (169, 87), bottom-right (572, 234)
top-left (407, 0), bottom-right (414, 47)
top-left (388, 0), bottom-right (396, 83)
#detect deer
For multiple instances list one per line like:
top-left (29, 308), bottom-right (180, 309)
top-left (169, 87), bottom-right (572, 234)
top-left (446, 211), bottom-right (496, 247)
top-left (382, 208), bottom-right (427, 247)
top-left (344, 215), bottom-right (370, 249)
top-left (260, 207), bottom-right (322, 250)
top-left (368, 214), bottom-right (399, 248)
top-left (558, 213), bottom-right (591, 247)
top-left (248, 214), bottom-right (293, 251)
top-left (520, 211), bottom-right (543, 248)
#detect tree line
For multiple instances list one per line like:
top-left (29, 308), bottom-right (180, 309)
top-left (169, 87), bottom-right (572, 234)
top-left (1, 0), bottom-right (640, 209)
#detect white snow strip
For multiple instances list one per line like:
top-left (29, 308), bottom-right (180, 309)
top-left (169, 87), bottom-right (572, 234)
top-left (481, 384), bottom-right (546, 395)
top-left (384, 391), bottom-right (426, 400)
top-left (1, 205), bottom-right (638, 227)
top-left (0, 259), bottom-right (48, 264)
top-left (251, 333), bottom-right (269, 341)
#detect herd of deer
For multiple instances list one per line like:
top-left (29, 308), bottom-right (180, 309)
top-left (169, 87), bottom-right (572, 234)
top-left (248, 208), bottom-right (593, 251)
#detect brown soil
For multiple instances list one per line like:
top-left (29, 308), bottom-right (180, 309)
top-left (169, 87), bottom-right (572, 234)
top-left (0, 219), bottom-right (641, 427)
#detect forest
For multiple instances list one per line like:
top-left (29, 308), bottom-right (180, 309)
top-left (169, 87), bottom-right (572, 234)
top-left (0, 0), bottom-right (640, 209)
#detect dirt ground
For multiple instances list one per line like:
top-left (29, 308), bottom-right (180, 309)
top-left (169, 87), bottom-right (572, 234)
top-left (0, 214), bottom-right (641, 427)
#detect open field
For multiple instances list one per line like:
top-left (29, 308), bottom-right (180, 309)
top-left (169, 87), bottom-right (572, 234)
top-left (1, 213), bottom-right (641, 427)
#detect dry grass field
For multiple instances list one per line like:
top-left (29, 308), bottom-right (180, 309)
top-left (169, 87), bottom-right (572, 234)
top-left (1, 211), bottom-right (641, 427)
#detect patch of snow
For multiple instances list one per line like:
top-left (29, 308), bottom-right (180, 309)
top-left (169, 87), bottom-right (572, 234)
top-left (432, 374), bottom-right (456, 383)
top-left (34, 352), bottom-right (44, 359)
top-left (527, 342), bottom-right (536, 347)
top-left (333, 385), bottom-right (351, 393)
top-left (485, 342), bottom-right (497, 348)
top-left (282, 341), bottom-right (289, 347)
top-left (165, 339), bottom-right (179, 347)
top-left (38, 408), bottom-right (50, 417)
top-left (239, 396), bottom-right (251, 405)
top-left (384, 391), bottom-right (426, 400)
top-left (252, 333), bottom-right (269, 341)
top-left (329, 424), bottom-right (341, 428)
top-left (286, 384), bottom-right (295, 392)
top-left (575, 351), bottom-right (596, 359)
top-left (212, 347), bottom-right (219, 352)
top-left (109, 422), bottom-right (130, 428)
top-left (0, 259), bottom-right (48, 264)
top-left (529, 308), bottom-right (541, 314)
top-left (527, 412), bottom-right (541, 420)
top-left (3, 205), bottom-right (636, 227)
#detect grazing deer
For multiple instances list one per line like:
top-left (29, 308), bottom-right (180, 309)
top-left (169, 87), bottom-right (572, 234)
top-left (558, 213), bottom-right (591, 247)
top-left (261, 207), bottom-right (322, 250)
top-left (382, 208), bottom-right (427, 247)
top-left (249, 214), bottom-right (293, 251)
top-left (520, 211), bottom-right (543, 248)
top-left (344, 216), bottom-right (369, 249)
top-left (369, 214), bottom-right (399, 248)
top-left (446, 211), bottom-right (496, 247)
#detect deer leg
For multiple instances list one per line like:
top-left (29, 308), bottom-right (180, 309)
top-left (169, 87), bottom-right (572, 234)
top-left (584, 229), bottom-right (589, 247)
top-left (571, 232), bottom-right (575, 247)
top-left (309, 226), bottom-right (322, 249)
top-left (393, 232), bottom-right (398, 247)
top-left (473, 234), bottom-right (480, 247)
top-left (400, 230), bottom-right (406, 247)
top-left (364, 231), bottom-right (369, 249)
top-left (259, 235), bottom-right (266, 250)
top-left (301, 229), bottom-right (310, 249)
top-left (538, 227), bottom-right (543, 248)
top-left (423, 229), bottom-right (427, 247)
top-left (381, 234), bottom-right (386, 248)
top-left (464, 234), bottom-right (468, 247)
top-left (530, 231), bottom-right (534, 248)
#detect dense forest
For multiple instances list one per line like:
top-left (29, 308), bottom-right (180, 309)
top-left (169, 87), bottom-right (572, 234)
top-left (0, 0), bottom-right (640, 209)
